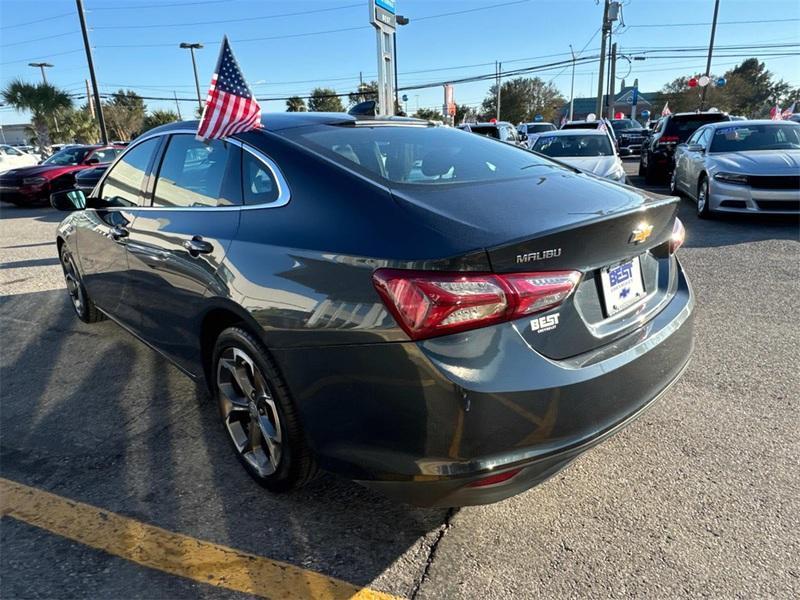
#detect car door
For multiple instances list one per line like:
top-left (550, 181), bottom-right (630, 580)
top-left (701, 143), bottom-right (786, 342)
top-left (675, 129), bottom-right (702, 192)
top-left (686, 128), bottom-right (712, 194)
top-left (123, 133), bottom-right (242, 373)
top-left (76, 136), bottom-right (163, 328)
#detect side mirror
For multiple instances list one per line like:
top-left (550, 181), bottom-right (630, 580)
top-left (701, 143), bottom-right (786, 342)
top-left (50, 189), bottom-right (86, 211)
top-left (86, 156), bottom-right (101, 165)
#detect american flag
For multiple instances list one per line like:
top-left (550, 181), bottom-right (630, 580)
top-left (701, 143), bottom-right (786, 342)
top-left (769, 103), bottom-right (782, 121)
top-left (196, 36), bottom-right (262, 141)
top-left (781, 102), bottom-right (795, 120)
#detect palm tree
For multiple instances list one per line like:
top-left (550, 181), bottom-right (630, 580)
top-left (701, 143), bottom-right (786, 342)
top-left (286, 96), bottom-right (307, 112)
top-left (2, 79), bottom-right (72, 154)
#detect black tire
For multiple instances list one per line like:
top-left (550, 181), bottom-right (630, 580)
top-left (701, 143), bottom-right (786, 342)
top-left (638, 155), bottom-right (645, 177)
top-left (212, 326), bottom-right (316, 492)
top-left (696, 176), bottom-right (713, 219)
top-left (644, 159), bottom-right (659, 184)
top-left (59, 244), bottom-right (105, 323)
top-left (669, 169), bottom-right (681, 196)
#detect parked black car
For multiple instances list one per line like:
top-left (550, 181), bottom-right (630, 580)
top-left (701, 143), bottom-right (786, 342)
top-left (51, 115), bottom-right (694, 507)
top-left (610, 119), bottom-right (649, 156)
top-left (639, 112), bottom-right (731, 183)
top-left (74, 164), bottom-right (109, 194)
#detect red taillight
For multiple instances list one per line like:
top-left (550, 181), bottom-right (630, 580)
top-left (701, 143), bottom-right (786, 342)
top-left (372, 268), bottom-right (581, 340)
top-left (467, 468), bottom-right (523, 488)
top-left (670, 217), bottom-right (685, 253)
top-left (659, 135), bottom-right (680, 144)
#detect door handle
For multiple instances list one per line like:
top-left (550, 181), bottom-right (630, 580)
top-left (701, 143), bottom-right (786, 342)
top-left (182, 236), bottom-right (214, 256)
top-left (110, 224), bottom-right (129, 240)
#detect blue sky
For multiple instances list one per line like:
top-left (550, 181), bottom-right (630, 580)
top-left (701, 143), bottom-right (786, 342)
top-left (1, 0), bottom-right (799, 125)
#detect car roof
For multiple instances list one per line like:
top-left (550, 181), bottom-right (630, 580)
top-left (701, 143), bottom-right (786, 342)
top-left (667, 111), bottom-right (729, 118)
top-left (146, 113), bottom-right (430, 137)
top-left (703, 119), bottom-right (798, 128)
top-left (534, 129), bottom-right (609, 137)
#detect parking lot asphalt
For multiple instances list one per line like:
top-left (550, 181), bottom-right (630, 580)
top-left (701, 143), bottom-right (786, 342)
top-left (1, 159), bottom-right (799, 599)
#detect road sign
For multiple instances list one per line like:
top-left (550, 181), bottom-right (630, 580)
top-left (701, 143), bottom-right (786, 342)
top-left (370, 0), bottom-right (396, 29)
top-left (534, 114), bottom-right (543, 122)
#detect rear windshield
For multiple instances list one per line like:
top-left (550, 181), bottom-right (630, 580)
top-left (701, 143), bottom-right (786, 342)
top-left (286, 124), bottom-right (557, 186)
top-left (464, 125), bottom-right (500, 139)
top-left (611, 119), bottom-right (639, 132)
top-left (534, 134), bottom-right (613, 157)
top-left (527, 123), bottom-right (556, 133)
top-left (709, 123), bottom-right (800, 152)
top-left (665, 114), bottom-right (729, 141)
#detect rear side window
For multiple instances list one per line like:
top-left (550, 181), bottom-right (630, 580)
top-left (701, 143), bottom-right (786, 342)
top-left (242, 150), bottom-right (279, 205)
top-left (153, 135), bottom-right (239, 208)
top-left (99, 137), bottom-right (160, 207)
top-left (286, 124), bottom-right (556, 186)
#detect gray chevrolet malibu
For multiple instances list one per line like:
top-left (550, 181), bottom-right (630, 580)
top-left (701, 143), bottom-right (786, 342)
top-left (51, 114), bottom-right (694, 506)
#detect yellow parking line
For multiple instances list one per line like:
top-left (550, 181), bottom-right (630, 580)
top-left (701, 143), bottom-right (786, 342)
top-left (0, 478), bottom-right (399, 600)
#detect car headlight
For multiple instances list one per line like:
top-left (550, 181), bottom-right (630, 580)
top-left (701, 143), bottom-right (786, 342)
top-left (713, 172), bottom-right (748, 185)
top-left (22, 176), bottom-right (47, 186)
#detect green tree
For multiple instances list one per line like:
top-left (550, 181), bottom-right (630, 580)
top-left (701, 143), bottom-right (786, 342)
top-left (307, 88), bottom-right (344, 112)
top-left (348, 81), bottom-right (378, 107)
top-left (53, 107), bottom-right (99, 144)
top-left (1, 79), bottom-right (72, 154)
top-left (142, 109), bottom-right (180, 133)
top-left (103, 89), bottom-right (147, 140)
top-left (481, 77), bottom-right (565, 123)
top-left (286, 96), bottom-right (307, 112)
top-left (453, 103), bottom-right (473, 125)
top-left (413, 107), bottom-right (443, 121)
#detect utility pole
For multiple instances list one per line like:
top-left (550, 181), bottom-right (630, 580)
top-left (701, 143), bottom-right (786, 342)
top-left (607, 43), bottom-right (617, 119)
top-left (76, 0), bottom-right (108, 144)
top-left (569, 44), bottom-right (577, 121)
top-left (595, 0), bottom-right (611, 118)
top-left (496, 61), bottom-right (502, 121)
top-left (173, 91), bottom-right (183, 120)
top-left (700, 0), bottom-right (720, 110)
top-left (28, 62), bottom-right (53, 84)
top-left (180, 42), bottom-right (204, 114)
top-left (394, 15), bottom-right (409, 113)
top-left (85, 79), bottom-right (95, 118)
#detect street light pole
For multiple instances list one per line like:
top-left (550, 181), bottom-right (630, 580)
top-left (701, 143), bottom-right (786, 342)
top-left (595, 0), bottom-right (611, 118)
top-left (180, 42), bottom-right (204, 114)
top-left (28, 62), bottom-right (53, 85)
top-left (76, 0), bottom-right (108, 144)
top-left (700, 0), bottom-right (720, 111)
top-left (569, 45), bottom-right (576, 122)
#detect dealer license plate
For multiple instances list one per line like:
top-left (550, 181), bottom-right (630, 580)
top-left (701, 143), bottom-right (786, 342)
top-left (600, 256), bottom-right (646, 316)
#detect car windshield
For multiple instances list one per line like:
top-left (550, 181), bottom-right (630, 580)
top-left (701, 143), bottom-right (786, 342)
top-left (533, 134), bottom-right (613, 157)
top-left (286, 124), bottom-right (558, 185)
top-left (709, 124), bottom-right (800, 152)
top-left (527, 124), bottom-right (555, 133)
top-left (43, 147), bottom-right (90, 166)
top-left (664, 114), bottom-right (728, 141)
top-left (611, 119), bottom-right (639, 132)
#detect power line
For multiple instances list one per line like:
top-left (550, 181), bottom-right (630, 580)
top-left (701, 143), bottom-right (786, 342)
top-left (0, 12), bottom-right (74, 30)
top-left (627, 17), bottom-right (800, 28)
top-left (87, 0), bottom-right (231, 10)
top-left (0, 49), bottom-right (85, 67)
top-left (91, 2), bottom-right (363, 30)
top-left (1, 31), bottom-right (77, 49)
top-left (413, 0), bottom-right (531, 21)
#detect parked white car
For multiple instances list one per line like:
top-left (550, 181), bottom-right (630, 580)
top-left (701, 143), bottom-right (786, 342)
top-left (531, 129), bottom-right (627, 183)
top-left (0, 144), bottom-right (38, 173)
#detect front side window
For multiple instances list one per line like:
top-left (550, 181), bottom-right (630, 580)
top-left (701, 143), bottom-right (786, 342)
top-left (100, 137), bottom-right (160, 207)
top-left (89, 148), bottom-right (121, 164)
top-left (153, 135), bottom-right (238, 208)
top-left (286, 124), bottom-right (557, 186)
top-left (533, 134), bottom-right (613, 157)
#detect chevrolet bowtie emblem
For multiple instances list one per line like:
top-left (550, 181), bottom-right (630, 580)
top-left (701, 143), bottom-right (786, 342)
top-left (629, 223), bottom-right (654, 244)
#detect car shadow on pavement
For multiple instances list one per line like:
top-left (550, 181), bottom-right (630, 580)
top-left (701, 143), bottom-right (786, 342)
top-left (0, 289), bottom-right (450, 597)
top-left (0, 202), bottom-right (63, 223)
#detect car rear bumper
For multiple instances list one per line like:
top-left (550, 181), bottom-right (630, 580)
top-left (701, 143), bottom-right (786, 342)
top-left (273, 261), bottom-right (695, 506)
top-left (709, 179), bottom-right (800, 214)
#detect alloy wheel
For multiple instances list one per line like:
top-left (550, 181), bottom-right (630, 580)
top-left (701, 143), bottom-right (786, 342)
top-left (216, 346), bottom-right (283, 477)
top-left (698, 180), bottom-right (708, 214)
top-left (61, 250), bottom-right (84, 316)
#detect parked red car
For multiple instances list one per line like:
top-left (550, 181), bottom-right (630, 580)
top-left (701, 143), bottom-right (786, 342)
top-left (0, 145), bottom-right (123, 206)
